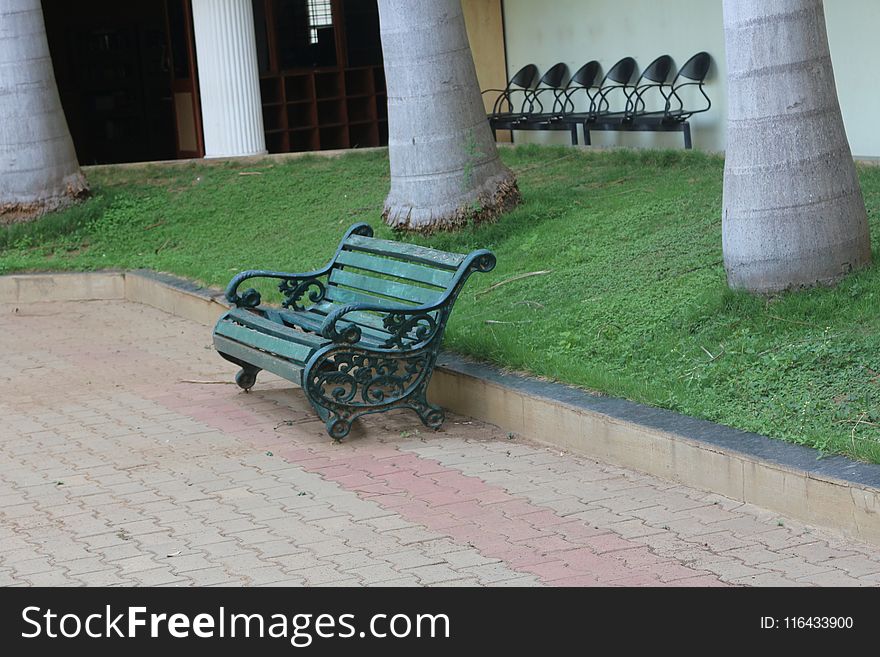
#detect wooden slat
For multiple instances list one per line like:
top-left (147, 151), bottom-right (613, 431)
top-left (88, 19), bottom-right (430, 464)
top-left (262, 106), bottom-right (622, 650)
top-left (280, 305), bottom-right (389, 347)
top-left (324, 284), bottom-right (409, 309)
top-left (215, 320), bottom-right (313, 364)
top-left (345, 234), bottom-right (466, 270)
top-left (329, 268), bottom-right (439, 305)
top-left (311, 301), bottom-right (390, 333)
top-left (335, 250), bottom-right (455, 288)
top-left (226, 308), bottom-right (330, 350)
top-left (213, 334), bottom-right (305, 384)
top-left (308, 301), bottom-right (437, 347)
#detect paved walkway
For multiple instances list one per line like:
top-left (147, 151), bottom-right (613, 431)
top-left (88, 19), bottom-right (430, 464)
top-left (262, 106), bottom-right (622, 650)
top-left (1, 299), bottom-right (880, 587)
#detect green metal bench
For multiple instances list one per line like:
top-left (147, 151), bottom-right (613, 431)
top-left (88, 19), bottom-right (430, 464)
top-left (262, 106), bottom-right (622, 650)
top-left (212, 223), bottom-right (496, 440)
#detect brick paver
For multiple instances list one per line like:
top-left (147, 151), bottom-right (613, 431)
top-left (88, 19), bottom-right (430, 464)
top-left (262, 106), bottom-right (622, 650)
top-left (1, 299), bottom-right (879, 586)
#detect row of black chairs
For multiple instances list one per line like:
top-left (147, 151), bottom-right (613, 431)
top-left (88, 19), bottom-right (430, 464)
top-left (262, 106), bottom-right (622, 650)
top-left (483, 52), bottom-right (712, 149)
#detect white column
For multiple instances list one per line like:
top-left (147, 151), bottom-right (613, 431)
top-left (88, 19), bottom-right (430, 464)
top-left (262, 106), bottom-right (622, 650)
top-left (191, 0), bottom-right (266, 157)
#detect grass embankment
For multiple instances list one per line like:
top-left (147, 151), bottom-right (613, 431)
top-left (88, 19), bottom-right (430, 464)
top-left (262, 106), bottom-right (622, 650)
top-left (3, 147), bottom-right (879, 463)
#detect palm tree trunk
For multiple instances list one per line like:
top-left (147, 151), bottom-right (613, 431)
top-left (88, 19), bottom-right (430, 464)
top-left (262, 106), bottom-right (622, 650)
top-left (722, 0), bottom-right (871, 292)
top-left (0, 0), bottom-right (87, 224)
top-left (377, 0), bottom-right (519, 231)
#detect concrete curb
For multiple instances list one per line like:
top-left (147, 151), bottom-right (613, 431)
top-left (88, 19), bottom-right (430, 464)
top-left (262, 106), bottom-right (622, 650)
top-left (2, 270), bottom-right (878, 545)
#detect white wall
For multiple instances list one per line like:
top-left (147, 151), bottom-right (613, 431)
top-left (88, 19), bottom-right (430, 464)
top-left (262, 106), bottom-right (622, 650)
top-left (824, 0), bottom-right (880, 158)
top-left (502, 0), bottom-right (877, 156)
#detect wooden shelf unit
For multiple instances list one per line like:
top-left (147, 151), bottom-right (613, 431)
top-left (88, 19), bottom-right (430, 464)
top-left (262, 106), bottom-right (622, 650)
top-left (260, 65), bottom-right (387, 153)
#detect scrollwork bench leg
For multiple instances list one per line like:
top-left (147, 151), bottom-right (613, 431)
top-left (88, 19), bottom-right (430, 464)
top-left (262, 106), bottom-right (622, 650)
top-left (326, 415), bottom-right (353, 441)
top-left (411, 382), bottom-right (445, 430)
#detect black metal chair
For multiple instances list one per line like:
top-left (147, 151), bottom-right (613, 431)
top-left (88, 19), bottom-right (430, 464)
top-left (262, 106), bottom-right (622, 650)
top-left (625, 54), bottom-right (675, 118)
top-left (657, 51), bottom-right (712, 122)
top-left (536, 60), bottom-right (601, 145)
top-left (586, 54), bottom-right (673, 138)
top-left (591, 52), bottom-right (712, 149)
top-left (487, 63), bottom-right (569, 140)
top-left (483, 64), bottom-right (540, 136)
top-left (548, 57), bottom-right (635, 145)
top-left (494, 62), bottom-right (570, 138)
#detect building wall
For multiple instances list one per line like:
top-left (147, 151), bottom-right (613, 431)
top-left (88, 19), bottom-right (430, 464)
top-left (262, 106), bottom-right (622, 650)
top-left (501, 0), bottom-right (878, 157)
top-left (462, 0), bottom-right (511, 141)
top-left (462, 0), bottom-right (508, 111)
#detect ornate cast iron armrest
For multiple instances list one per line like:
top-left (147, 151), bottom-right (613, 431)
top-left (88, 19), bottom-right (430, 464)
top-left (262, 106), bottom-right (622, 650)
top-left (320, 302), bottom-right (443, 349)
top-left (224, 269), bottom-right (330, 309)
top-left (224, 222), bottom-right (375, 309)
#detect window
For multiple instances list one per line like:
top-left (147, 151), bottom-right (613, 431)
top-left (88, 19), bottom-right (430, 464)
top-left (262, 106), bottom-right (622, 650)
top-left (307, 0), bottom-right (333, 44)
top-left (274, 0), bottom-right (336, 68)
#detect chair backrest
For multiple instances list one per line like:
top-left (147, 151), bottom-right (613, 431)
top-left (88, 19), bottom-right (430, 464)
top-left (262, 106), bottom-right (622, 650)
top-left (509, 64), bottom-right (540, 90)
top-left (602, 57), bottom-right (637, 86)
top-left (675, 51), bottom-right (711, 83)
top-left (538, 62), bottom-right (569, 89)
top-left (638, 55), bottom-right (673, 84)
top-left (570, 60), bottom-right (601, 89)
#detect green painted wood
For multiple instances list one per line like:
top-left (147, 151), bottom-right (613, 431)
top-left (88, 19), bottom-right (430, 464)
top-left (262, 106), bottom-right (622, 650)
top-left (281, 305), bottom-right (389, 346)
top-left (329, 268), bottom-right (440, 305)
top-left (309, 300), bottom-right (391, 334)
top-left (324, 283), bottom-right (413, 310)
top-left (215, 320), bottom-right (313, 364)
top-left (213, 334), bottom-right (305, 383)
top-left (226, 308), bottom-right (330, 349)
top-left (335, 250), bottom-right (455, 288)
top-left (345, 234), bottom-right (466, 270)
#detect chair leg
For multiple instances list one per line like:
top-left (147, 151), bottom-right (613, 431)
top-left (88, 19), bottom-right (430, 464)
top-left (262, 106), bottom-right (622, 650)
top-left (682, 123), bottom-right (692, 150)
top-left (583, 126), bottom-right (591, 146)
top-left (570, 125), bottom-right (578, 146)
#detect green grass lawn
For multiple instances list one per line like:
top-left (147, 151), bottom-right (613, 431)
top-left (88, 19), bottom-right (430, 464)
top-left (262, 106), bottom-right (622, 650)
top-left (3, 146), bottom-right (880, 463)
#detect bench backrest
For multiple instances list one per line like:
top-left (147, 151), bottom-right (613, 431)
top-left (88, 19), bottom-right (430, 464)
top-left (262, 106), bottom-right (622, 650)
top-left (318, 225), bottom-right (494, 350)
top-left (328, 233), bottom-right (459, 309)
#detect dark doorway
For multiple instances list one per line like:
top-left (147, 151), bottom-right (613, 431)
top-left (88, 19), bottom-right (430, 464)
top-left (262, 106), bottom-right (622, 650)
top-left (42, 0), bottom-right (195, 164)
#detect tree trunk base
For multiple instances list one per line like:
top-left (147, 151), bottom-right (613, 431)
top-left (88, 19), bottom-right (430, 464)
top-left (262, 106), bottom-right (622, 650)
top-left (383, 169), bottom-right (521, 233)
top-left (1, 176), bottom-right (89, 225)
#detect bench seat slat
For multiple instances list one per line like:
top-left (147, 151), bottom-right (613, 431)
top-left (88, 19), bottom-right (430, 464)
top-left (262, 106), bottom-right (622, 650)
top-left (226, 308), bottom-right (330, 350)
top-left (335, 250), bottom-right (455, 288)
top-left (214, 335), bottom-right (304, 383)
top-left (329, 268), bottom-right (440, 305)
top-left (309, 301), bottom-right (390, 334)
top-left (345, 234), bottom-right (466, 270)
top-left (280, 305), bottom-right (389, 346)
top-left (215, 320), bottom-right (313, 364)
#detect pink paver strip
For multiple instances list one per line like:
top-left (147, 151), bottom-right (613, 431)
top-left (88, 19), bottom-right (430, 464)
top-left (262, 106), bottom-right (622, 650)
top-left (1, 299), bottom-right (879, 587)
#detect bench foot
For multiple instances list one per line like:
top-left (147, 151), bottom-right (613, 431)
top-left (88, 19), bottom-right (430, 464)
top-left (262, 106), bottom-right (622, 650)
top-left (411, 398), bottom-right (445, 431)
top-left (326, 416), bottom-right (353, 441)
top-left (234, 365), bottom-right (261, 391)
